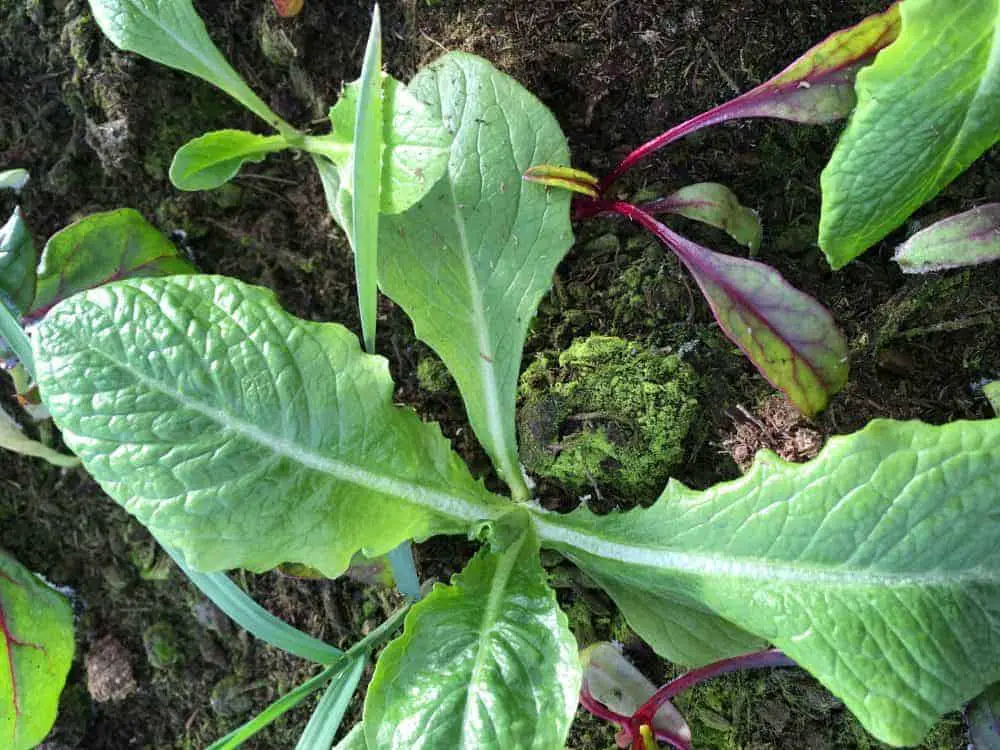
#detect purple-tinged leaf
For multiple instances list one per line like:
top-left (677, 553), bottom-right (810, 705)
top-left (26, 208), bottom-right (194, 322)
top-left (595, 200), bottom-right (847, 416)
top-left (582, 642), bottom-right (691, 746)
top-left (894, 204), bottom-right (1000, 273)
top-left (967, 683), bottom-right (1000, 750)
top-left (601, 4), bottom-right (900, 190)
top-left (641, 183), bottom-right (762, 251)
top-left (0, 208), bottom-right (36, 315)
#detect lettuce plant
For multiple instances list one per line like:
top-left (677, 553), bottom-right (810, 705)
top-left (16, 1), bottom-right (1000, 747)
top-left (819, 0), bottom-right (1000, 267)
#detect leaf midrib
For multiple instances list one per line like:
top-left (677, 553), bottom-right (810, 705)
top-left (459, 532), bottom-right (527, 746)
top-left (78, 341), bottom-right (495, 525)
top-left (531, 514), bottom-right (999, 587)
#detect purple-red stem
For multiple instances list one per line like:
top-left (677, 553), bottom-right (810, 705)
top-left (633, 649), bottom-right (796, 726)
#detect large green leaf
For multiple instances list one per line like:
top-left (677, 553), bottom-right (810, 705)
top-left (33, 275), bottom-right (505, 575)
top-left (0, 208), bottom-right (35, 314)
top-left (0, 550), bottom-right (74, 750)
top-left (27, 208), bottom-right (195, 321)
top-left (378, 53), bottom-right (574, 499)
top-left (87, 0), bottom-right (290, 133)
top-left (364, 514), bottom-right (581, 749)
top-left (306, 74), bottom-right (452, 217)
top-left (819, 0), bottom-right (1000, 268)
top-left (534, 418), bottom-right (1000, 746)
top-left (170, 130), bottom-right (289, 191)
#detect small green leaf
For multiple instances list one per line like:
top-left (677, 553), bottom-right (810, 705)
top-left (0, 170), bottom-right (29, 193)
top-left (967, 683), bottom-right (1000, 749)
top-left (27, 208), bottom-right (194, 321)
top-left (378, 53), bottom-right (574, 499)
top-left (0, 550), bottom-right (74, 750)
top-left (820, 0), bottom-right (1000, 268)
top-left (34, 275), bottom-right (505, 575)
top-left (0, 407), bottom-right (79, 467)
top-left (0, 208), bottom-right (36, 314)
top-left (535, 417), bottom-right (1000, 746)
top-left (87, 0), bottom-right (291, 133)
top-left (985, 381), bottom-right (1000, 414)
top-left (643, 183), bottom-right (762, 251)
top-left (295, 656), bottom-right (366, 750)
top-left (170, 130), bottom-right (289, 191)
top-left (364, 513), bottom-right (581, 749)
top-left (894, 203), bottom-right (1000, 273)
top-left (306, 74), bottom-right (451, 216)
top-left (352, 5), bottom-right (384, 355)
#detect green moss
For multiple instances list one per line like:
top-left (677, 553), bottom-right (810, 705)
top-left (518, 335), bottom-right (700, 506)
top-left (417, 356), bottom-right (453, 393)
top-left (142, 622), bottom-right (183, 669)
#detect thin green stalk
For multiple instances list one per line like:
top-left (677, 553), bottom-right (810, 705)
top-left (0, 297), bottom-right (33, 380)
top-left (161, 542), bottom-right (343, 665)
top-left (295, 655), bottom-right (367, 749)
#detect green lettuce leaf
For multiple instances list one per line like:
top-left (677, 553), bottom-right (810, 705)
top-left (378, 53), bottom-right (574, 499)
top-left (27, 208), bottom-right (195, 322)
top-left (534, 418), bottom-right (1000, 746)
top-left (820, 0), bottom-right (1000, 268)
top-left (0, 550), bottom-right (74, 750)
top-left (170, 130), bottom-right (289, 191)
top-left (307, 74), bottom-right (452, 217)
top-left (33, 275), bottom-right (506, 575)
top-left (87, 0), bottom-right (288, 132)
top-left (364, 513), bottom-right (580, 749)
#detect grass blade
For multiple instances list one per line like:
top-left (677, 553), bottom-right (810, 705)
top-left (162, 543), bottom-right (343, 665)
top-left (295, 655), bottom-right (367, 749)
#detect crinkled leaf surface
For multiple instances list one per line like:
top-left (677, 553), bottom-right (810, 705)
top-left (0, 208), bottom-right (35, 314)
top-left (306, 75), bottom-right (451, 217)
top-left (378, 53), bottom-right (574, 498)
top-left (33, 275), bottom-right (505, 575)
top-left (642, 183), bottom-right (762, 251)
top-left (820, 0), bottom-right (1000, 268)
top-left (534, 417), bottom-right (1000, 746)
top-left (27, 208), bottom-right (194, 322)
top-left (968, 683), bottom-right (1000, 749)
top-left (894, 203), bottom-right (1000, 273)
top-left (170, 130), bottom-right (288, 191)
top-left (0, 407), bottom-right (78, 467)
top-left (364, 515), bottom-right (580, 750)
top-left (0, 550), bottom-right (74, 750)
top-left (87, 0), bottom-right (284, 129)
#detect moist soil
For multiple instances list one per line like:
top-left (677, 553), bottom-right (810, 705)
top-left (1, 0), bottom-right (997, 748)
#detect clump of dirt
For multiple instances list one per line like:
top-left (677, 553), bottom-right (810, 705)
top-left (518, 335), bottom-right (700, 511)
top-left (723, 396), bottom-right (823, 470)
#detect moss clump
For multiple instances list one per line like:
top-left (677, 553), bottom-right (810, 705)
top-left (518, 335), bottom-right (699, 505)
top-left (417, 356), bottom-right (453, 393)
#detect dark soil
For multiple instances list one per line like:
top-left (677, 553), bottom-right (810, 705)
top-left (1, 0), bottom-right (997, 748)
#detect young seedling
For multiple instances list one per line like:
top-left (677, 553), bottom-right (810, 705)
top-left (14, 2), bottom-right (1000, 748)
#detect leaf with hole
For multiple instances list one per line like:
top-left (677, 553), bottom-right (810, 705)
top-left (535, 417), bottom-right (1000, 746)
